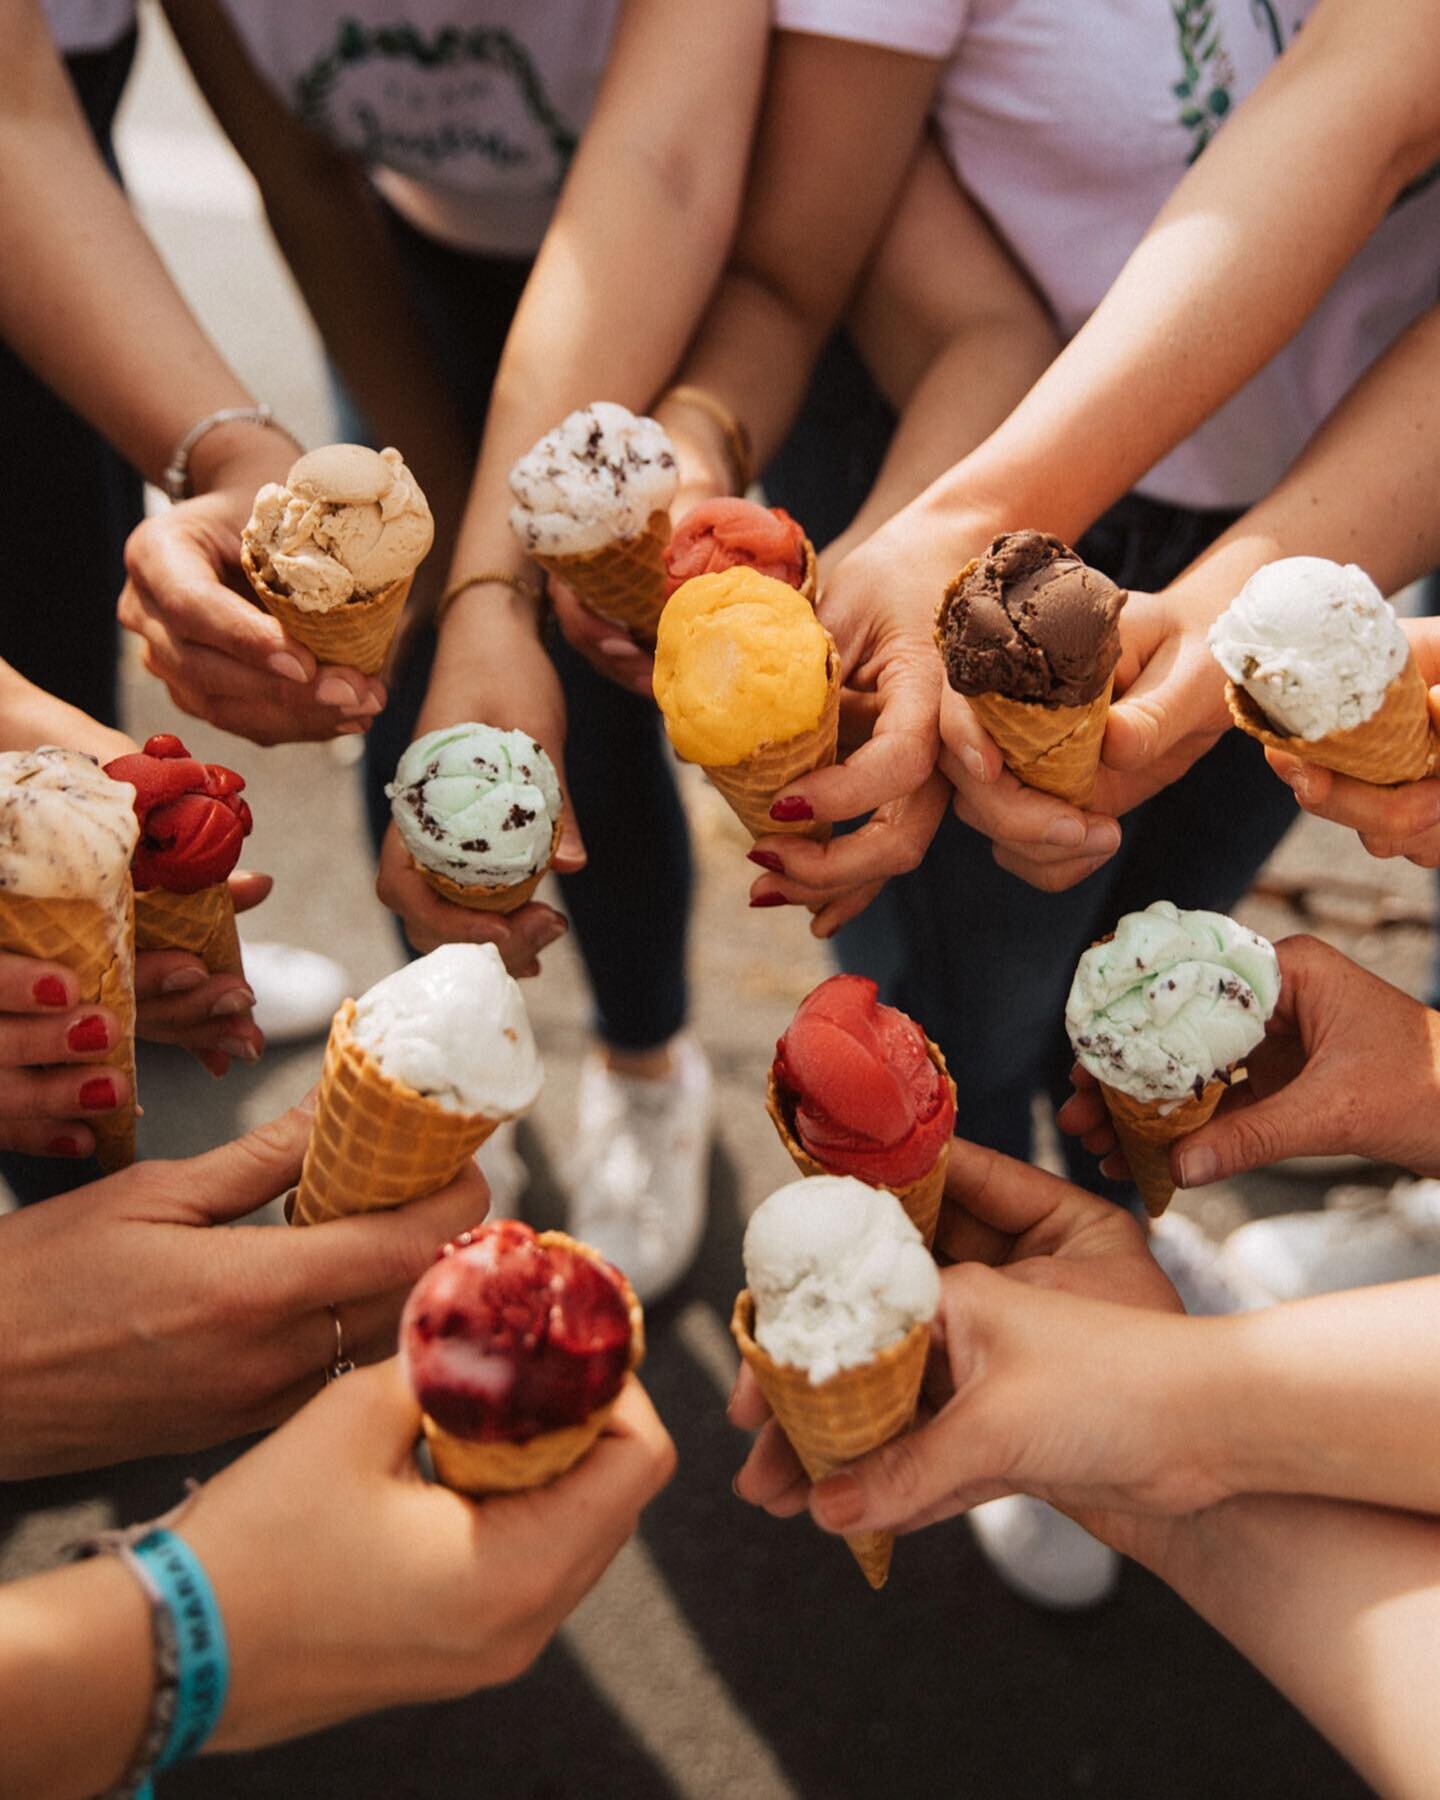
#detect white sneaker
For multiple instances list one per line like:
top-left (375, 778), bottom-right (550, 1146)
top-left (1218, 1179), bottom-right (1440, 1308)
top-left (968, 1496), bottom-right (1120, 1611)
top-left (566, 1035), bottom-right (712, 1304)
top-left (241, 941), bottom-right (349, 1044)
top-left (475, 1120), bottom-right (526, 1221)
top-left (1147, 1211), bottom-right (1242, 1317)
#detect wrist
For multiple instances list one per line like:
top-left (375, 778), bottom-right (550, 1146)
top-left (187, 420), bottom-right (299, 501)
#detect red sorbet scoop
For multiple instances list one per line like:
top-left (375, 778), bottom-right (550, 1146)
top-left (663, 498), bottom-right (808, 598)
top-left (773, 974), bottom-right (954, 1187)
top-left (105, 733), bottom-right (252, 893)
top-left (402, 1221), bottom-right (635, 1443)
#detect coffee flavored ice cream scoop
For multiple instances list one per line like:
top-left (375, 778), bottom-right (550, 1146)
top-left (935, 530), bottom-right (1126, 804)
top-left (387, 723), bottom-right (563, 914)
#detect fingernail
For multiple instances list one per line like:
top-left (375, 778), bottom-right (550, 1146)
top-left (209, 987), bottom-right (256, 1018)
top-left (78, 1076), bottom-right (119, 1111)
top-left (315, 676), bottom-right (361, 709)
top-left (67, 1015), bottom-right (109, 1053)
top-left (1280, 765), bottom-right (1316, 802)
top-left (813, 1473), bottom-right (862, 1529)
top-left (160, 966), bottom-right (207, 994)
top-left (47, 1134), bottom-right (83, 1157)
top-left (747, 849), bottom-right (784, 873)
top-left (770, 796), bottom-right (813, 823)
top-left (33, 975), bottom-right (69, 1008)
top-left (750, 892), bottom-right (788, 909)
top-left (1177, 1145), bottom-right (1218, 1188)
top-left (730, 1475), bottom-right (743, 1500)
top-left (268, 652), bottom-right (309, 683)
top-left (1044, 817), bottom-right (1086, 849)
top-left (218, 1036), bottom-right (261, 1062)
top-left (598, 638), bottom-right (640, 658)
top-left (961, 747), bottom-right (987, 784)
top-left (347, 693), bottom-right (384, 717)
top-left (335, 722), bottom-right (367, 736)
top-left (1083, 820), bottom-right (1122, 855)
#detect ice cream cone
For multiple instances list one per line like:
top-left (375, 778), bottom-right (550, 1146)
top-left (534, 510), bottom-right (671, 644)
top-left (967, 675), bottom-right (1114, 807)
top-left (765, 1048), bottom-right (955, 1249)
top-left (242, 540), bottom-right (411, 677)
top-left (134, 882), bottom-right (243, 977)
top-left (413, 818), bottom-right (563, 917)
top-left (1099, 1078), bottom-right (1228, 1219)
top-left (796, 536), bottom-right (818, 605)
top-left (291, 999), bottom-right (499, 1227)
top-left (1225, 650), bottom-right (1436, 785)
top-left (731, 1290), bottom-right (928, 1589)
top-left (0, 889), bottom-right (136, 1171)
top-left (423, 1231), bottom-right (645, 1494)
top-left (703, 640), bottom-right (841, 843)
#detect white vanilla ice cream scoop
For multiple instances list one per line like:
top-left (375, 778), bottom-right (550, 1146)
top-left (1066, 900), bottom-right (1279, 1107)
top-left (244, 444), bottom-right (434, 612)
top-left (508, 402), bottom-right (678, 556)
top-left (0, 747), bottom-right (138, 905)
top-left (1208, 557), bottom-right (1408, 741)
top-left (350, 942), bottom-right (542, 1118)
top-left (743, 1177), bottom-right (940, 1385)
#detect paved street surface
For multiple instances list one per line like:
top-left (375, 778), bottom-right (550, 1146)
top-left (2, 11), bottom-right (1423, 1795)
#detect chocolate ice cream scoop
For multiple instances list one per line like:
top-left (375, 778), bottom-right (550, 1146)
top-left (935, 530), bottom-right (1125, 708)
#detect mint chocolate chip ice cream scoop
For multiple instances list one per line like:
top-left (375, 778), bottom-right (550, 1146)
top-left (935, 530), bottom-right (1126, 707)
top-left (387, 723), bottom-right (561, 893)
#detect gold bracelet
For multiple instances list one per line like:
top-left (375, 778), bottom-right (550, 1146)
top-left (660, 384), bottom-right (753, 493)
top-left (436, 571), bottom-right (543, 626)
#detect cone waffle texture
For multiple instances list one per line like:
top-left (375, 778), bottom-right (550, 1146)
top-left (135, 882), bottom-right (243, 976)
top-left (765, 1045), bottom-right (955, 1249)
top-left (1100, 1078), bottom-right (1227, 1219)
top-left (242, 541), bottom-right (412, 676)
top-left (534, 511), bottom-right (671, 644)
top-left (413, 818), bottom-right (563, 917)
top-left (424, 1231), bottom-right (645, 1495)
top-left (796, 537), bottom-right (818, 605)
top-left (731, 1290), bottom-right (929, 1589)
top-left (291, 1000), bottom-right (498, 1227)
top-left (966, 675), bottom-right (1113, 807)
top-left (1225, 651), bottom-right (1436, 785)
top-left (703, 640), bottom-right (841, 843)
top-left (0, 889), bottom-right (136, 1171)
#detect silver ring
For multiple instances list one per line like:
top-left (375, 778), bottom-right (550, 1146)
top-left (324, 1305), bottom-right (355, 1384)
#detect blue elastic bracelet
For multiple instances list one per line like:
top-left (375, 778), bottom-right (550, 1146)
top-left (129, 1529), bottom-right (230, 1779)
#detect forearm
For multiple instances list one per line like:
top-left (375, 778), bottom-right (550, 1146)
top-left (0, 1556), bottom-right (153, 1800)
top-left (0, 662), bottom-right (134, 760)
top-left (1145, 1495), bottom-right (1440, 1799)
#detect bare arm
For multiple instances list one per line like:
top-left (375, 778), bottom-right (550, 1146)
top-left (0, 662), bottom-right (133, 762)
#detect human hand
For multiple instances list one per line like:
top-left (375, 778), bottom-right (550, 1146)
top-left (119, 492), bottom-right (388, 746)
top-left (548, 574), bottom-right (656, 697)
top-left (0, 1099), bottom-right (493, 1477)
top-left (732, 1137), bottom-right (1200, 1557)
top-left (179, 1362), bottom-right (675, 1750)
top-left (134, 868), bottom-right (271, 1080)
top-left (1058, 934), bottom-right (1440, 1186)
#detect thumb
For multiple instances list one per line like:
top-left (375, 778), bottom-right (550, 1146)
top-left (808, 1403), bottom-right (980, 1536)
top-left (549, 743), bottom-right (588, 871)
top-left (165, 1097), bottom-right (317, 1225)
top-left (1175, 1083), bottom-right (1325, 1188)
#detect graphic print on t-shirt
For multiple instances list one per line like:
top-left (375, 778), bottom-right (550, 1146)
top-left (1169, 0), bottom-right (1295, 162)
top-left (294, 22), bottom-right (577, 188)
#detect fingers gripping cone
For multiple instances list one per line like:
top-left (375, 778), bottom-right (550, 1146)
top-left (966, 675), bottom-right (1114, 808)
top-left (134, 882), bottom-right (243, 977)
top-left (242, 541), bottom-right (411, 678)
top-left (1225, 651), bottom-right (1437, 785)
top-left (1099, 1079), bottom-right (1227, 1219)
top-left (291, 1000), bottom-right (498, 1227)
top-left (704, 643), bottom-right (842, 844)
top-left (424, 1233), bottom-right (646, 1494)
top-left (731, 1291), bottom-right (929, 1589)
top-left (534, 511), bottom-right (672, 645)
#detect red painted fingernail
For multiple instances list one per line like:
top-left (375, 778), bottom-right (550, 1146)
top-left (34, 976), bottom-right (68, 1008)
top-left (769, 796), bottom-right (813, 823)
top-left (47, 1134), bottom-right (83, 1156)
top-left (749, 892), bottom-right (788, 909)
top-left (78, 1076), bottom-right (119, 1111)
top-left (67, 1015), bottom-right (110, 1053)
top-left (747, 849), bottom-right (784, 873)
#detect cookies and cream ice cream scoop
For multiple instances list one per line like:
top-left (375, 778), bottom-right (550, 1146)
top-left (508, 402), bottom-right (677, 557)
top-left (0, 746), bottom-right (139, 904)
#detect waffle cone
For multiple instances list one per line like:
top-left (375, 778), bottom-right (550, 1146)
top-left (0, 889), bottom-right (136, 1171)
top-left (413, 818), bottom-right (563, 916)
top-left (966, 677), bottom-right (1113, 807)
top-left (1225, 651), bottom-right (1436, 785)
top-left (1099, 1078), bottom-right (1227, 1219)
top-left (242, 541), bottom-right (412, 677)
top-left (291, 1000), bottom-right (498, 1227)
top-left (424, 1232), bottom-right (645, 1494)
top-left (702, 639), bottom-right (841, 843)
top-left (795, 537), bottom-right (818, 605)
top-left (765, 1045), bottom-right (955, 1249)
top-left (731, 1290), bottom-right (930, 1589)
top-left (535, 511), bottom-right (671, 644)
top-left (134, 882), bottom-right (243, 977)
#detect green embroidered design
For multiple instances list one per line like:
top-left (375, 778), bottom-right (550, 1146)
top-left (294, 23), bottom-right (578, 183)
top-left (1169, 2), bottom-right (1236, 163)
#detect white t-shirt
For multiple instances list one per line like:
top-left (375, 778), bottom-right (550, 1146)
top-left (776, 0), bottom-right (1440, 510)
top-left (221, 2), bottom-right (620, 256)
top-left (43, 0), bottom-right (135, 53)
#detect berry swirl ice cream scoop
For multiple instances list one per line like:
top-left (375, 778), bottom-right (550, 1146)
top-left (402, 1221), bottom-right (643, 1494)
